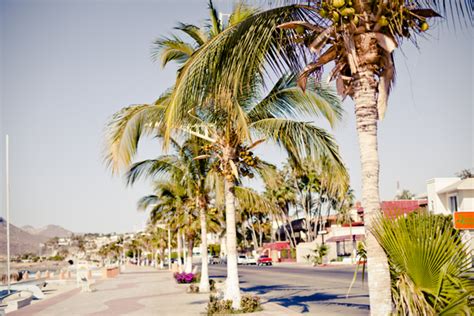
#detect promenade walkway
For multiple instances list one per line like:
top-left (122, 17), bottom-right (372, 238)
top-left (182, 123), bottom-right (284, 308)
top-left (8, 265), bottom-right (298, 315)
top-left (9, 266), bottom-right (208, 315)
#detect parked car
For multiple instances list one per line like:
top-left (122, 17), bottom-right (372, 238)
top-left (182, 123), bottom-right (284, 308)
top-left (257, 255), bottom-right (272, 266)
top-left (237, 255), bottom-right (247, 265)
top-left (246, 256), bottom-right (257, 265)
top-left (237, 255), bottom-right (257, 265)
top-left (208, 255), bottom-right (221, 265)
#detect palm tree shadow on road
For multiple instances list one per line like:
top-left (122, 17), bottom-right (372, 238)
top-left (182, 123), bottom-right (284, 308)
top-left (241, 284), bottom-right (369, 313)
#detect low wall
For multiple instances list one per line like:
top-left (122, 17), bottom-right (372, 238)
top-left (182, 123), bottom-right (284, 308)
top-left (102, 267), bottom-right (119, 278)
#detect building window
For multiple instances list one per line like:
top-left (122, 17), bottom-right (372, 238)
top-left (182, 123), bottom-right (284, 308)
top-left (449, 196), bottom-right (458, 213)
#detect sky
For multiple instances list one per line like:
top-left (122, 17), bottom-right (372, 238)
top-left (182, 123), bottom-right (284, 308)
top-left (0, 0), bottom-right (472, 233)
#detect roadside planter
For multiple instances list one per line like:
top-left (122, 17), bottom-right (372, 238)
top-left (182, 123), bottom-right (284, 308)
top-left (102, 267), bottom-right (119, 278)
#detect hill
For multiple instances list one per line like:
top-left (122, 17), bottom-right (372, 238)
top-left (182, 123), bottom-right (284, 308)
top-left (22, 224), bottom-right (73, 239)
top-left (0, 218), bottom-right (48, 256)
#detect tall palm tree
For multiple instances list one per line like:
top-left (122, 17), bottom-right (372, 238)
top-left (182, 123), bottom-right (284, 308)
top-left (105, 0), bottom-right (255, 294)
top-left (158, 1), bottom-right (471, 313)
top-left (273, 3), bottom-right (470, 313)
top-left (165, 71), bottom-right (345, 307)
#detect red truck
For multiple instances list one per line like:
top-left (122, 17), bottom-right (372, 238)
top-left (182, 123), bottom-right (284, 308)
top-left (257, 255), bottom-right (272, 266)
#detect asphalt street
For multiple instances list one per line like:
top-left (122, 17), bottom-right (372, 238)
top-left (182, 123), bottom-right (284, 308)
top-left (209, 264), bottom-right (370, 315)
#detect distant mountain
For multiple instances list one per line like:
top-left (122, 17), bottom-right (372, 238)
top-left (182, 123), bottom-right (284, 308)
top-left (21, 224), bottom-right (73, 239)
top-left (0, 218), bottom-right (48, 256)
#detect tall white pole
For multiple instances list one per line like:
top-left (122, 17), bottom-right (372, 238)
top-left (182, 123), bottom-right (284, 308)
top-left (167, 228), bottom-right (171, 271)
top-left (6, 135), bottom-right (11, 293)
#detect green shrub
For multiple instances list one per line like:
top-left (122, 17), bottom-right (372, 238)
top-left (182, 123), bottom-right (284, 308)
top-left (240, 295), bottom-right (261, 313)
top-left (290, 248), bottom-right (296, 259)
top-left (206, 294), bottom-right (261, 315)
top-left (206, 295), bottom-right (233, 315)
top-left (373, 212), bottom-right (473, 315)
top-left (48, 255), bottom-right (64, 261)
top-left (281, 249), bottom-right (288, 258)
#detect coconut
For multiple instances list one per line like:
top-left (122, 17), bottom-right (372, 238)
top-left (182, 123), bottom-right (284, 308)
top-left (378, 16), bottom-right (389, 27)
top-left (420, 22), bottom-right (429, 31)
top-left (341, 7), bottom-right (355, 17)
top-left (332, 0), bottom-right (345, 8)
top-left (295, 25), bottom-right (305, 35)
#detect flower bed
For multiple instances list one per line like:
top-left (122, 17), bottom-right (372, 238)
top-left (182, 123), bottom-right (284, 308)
top-left (173, 272), bottom-right (199, 284)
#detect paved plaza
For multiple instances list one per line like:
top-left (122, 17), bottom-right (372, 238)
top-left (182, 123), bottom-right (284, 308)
top-left (8, 265), bottom-right (298, 315)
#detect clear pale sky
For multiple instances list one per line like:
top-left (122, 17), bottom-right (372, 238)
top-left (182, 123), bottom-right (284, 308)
top-left (0, 0), bottom-right (472, 233)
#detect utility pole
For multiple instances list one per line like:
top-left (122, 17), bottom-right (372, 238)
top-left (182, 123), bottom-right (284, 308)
top-left (5, 135), bottom-right (11, 294)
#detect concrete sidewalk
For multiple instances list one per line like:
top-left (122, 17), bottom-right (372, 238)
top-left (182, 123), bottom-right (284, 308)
top-left (9, 266), bottom-right (299, 315)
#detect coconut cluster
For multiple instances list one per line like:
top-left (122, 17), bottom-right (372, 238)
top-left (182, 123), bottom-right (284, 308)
top-left (203, 143), bottom-right (259, 181)
top-left (318, 0), bottom-right (429, 34)
top-left (319, 0), bottom-right (358, 26)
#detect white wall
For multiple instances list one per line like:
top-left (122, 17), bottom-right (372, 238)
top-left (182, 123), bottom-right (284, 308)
top-left (427, 178), bottom-right (460, 215)
top-left (459, 190), bottom-right (474, 212)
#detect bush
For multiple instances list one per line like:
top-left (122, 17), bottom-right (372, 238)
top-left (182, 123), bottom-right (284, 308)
top-left (187, 284), bottom-right (199, 293)
top-left (280, 249), bottom-right (288, 258)
top-left (48, 255), bottom-right (64, 261)
top-left (207, 295), bottom-right (233, 315)
top-left (209, 279), bottom-right (216, 292)
top-left (240, 295), bottom-right (261, 313)
top-left (206, 294), bottom-right (261, 315)
top-left (373, 212), bottom-right (473, 315)
top-left (174, 272), bottom-right (199, 284)
top-left (290, 248), bottom-right (296, 259)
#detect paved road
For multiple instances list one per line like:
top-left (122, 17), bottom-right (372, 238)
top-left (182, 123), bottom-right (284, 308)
top-left (209, 264), bottom-right (370, 315)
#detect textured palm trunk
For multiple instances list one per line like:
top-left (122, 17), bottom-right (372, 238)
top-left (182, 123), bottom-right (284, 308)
top-left (185, 237), bottom-right (193, 273)
top-left (223, 177), bottom-right (241, 309)
top-left (353, 69), bottom-right (392, 315)
top-left (199, 199), bottom-right (210, 292)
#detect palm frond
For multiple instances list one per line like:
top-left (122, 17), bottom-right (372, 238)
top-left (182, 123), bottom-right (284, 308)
top-left (228, 2), bottom-right (256, 26)
top-left (104, 103), bottom-right (166, 173)
top-left (175, 22), bottom-right (208, 46)
top-left (235, 186), bottom-right (278, 214)
top-left (250, 118), bottom-right (344, 168)
top-left (126, 155), bottom-right (183, 185)
top-left (137, 195), bottom-right (159, 212)
top-left (163, 5), bottom-right (311, 143)
top-left (248, 74), bottom-right (343, 127)
top-left (207, 0), bottom-right (222, 38)
top-left (151, 36), bottom-right (195, 67)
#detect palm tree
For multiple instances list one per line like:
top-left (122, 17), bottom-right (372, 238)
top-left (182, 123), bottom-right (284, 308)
top-left (161, 1), bottom-right (471, 313)
top-left (395, 189), bottom-right (415, 200)
top-left (165, 72), bottom-right (345, 308)
top-left (272, 3), bottom-right (471, 313)
top-left (105, 2), bottom-right (346, 308)
top-left (127, 137), bottom-right (218, 292)
top-left (105, 0), bottom-right (255, 294)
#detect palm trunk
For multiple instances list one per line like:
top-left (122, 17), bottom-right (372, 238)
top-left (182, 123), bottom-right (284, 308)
top-left (199, 200), bottom-right (210, 292)
top-left (185, 237), bottom-right (193, 273)
top-left (183, 234), bottom-right (187, 268)
top-left (177, 230), bottom-right (183, 268)
top-left (224, 177), bottom-right (241, 309)
top-left (353, 67), bottom-right (392, 315)
top-left (249, 220), bottom-right (259, 249)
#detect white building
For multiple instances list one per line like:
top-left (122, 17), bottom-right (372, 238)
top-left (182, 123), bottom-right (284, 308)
top-left (427, 177), bottom-right (474, 214)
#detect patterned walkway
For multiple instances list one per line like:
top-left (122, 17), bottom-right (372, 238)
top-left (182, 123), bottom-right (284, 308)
top-left (9, 266), bottom-right (209, 316)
